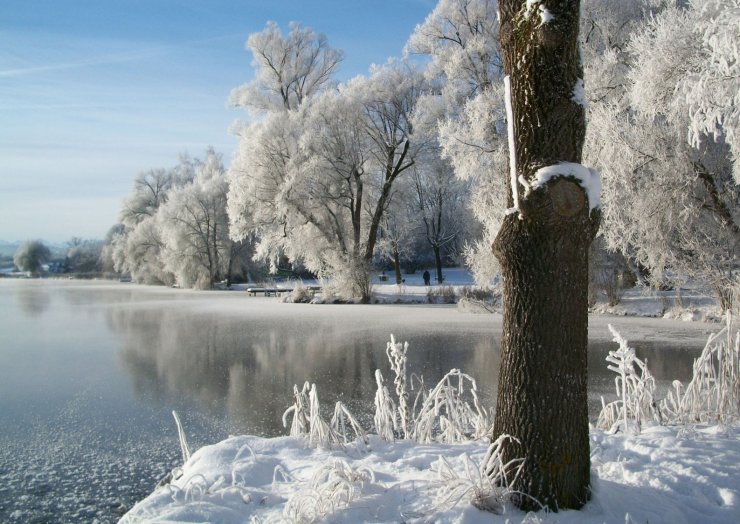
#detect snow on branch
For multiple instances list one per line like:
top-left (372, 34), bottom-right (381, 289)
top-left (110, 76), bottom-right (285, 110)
top-left (503, 75), bottom-right (519, 216)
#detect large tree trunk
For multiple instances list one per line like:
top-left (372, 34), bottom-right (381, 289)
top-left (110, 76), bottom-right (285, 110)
top-left (491, 0), bottom-right (599, 511)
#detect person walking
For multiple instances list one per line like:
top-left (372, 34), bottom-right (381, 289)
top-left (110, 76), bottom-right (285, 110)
top-left (422, 269), bottom-right (431, 286)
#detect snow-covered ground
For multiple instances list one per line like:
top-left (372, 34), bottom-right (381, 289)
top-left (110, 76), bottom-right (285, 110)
top-left (121, 424), bottom-right (739, 523)
top-left (254, 267), bottom-right (726, 323)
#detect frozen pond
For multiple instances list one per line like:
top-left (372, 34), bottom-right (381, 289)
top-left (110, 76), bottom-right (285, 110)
top-left (0, 280), bottom-right (716, 523)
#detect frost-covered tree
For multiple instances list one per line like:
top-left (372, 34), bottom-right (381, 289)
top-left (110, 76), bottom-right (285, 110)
top-left (345, 63), bottom-right (428, 288)
top-left (159, 149), bottom-right (246, 289)
top-left (13, 240), bottom-right (51, 275)
top-left (100, 223), bottom-right (125, 274)
top-left (121, 216), bottom-right (172, 285)
top-left (586, 0), bottom-right (739, 310)
top-left (375, 179), bottom-right (418, 285)
top-left (119, 159), bottom-right (195, 230)
top-left (115, 155), bottom-right (198, 283)
top-left (113, 151), bottom-right (245, 287)
top-left (228, 23), bottom-right (428, 301)
top-left (229, 21), bottom-right (343, 113)
top-left (410, 158), bottom-right (473, 284)
top-left (66, 237), bottom-right (103, 273)
top-left (491, 0), bottom-right (598, 510)
top-left (227, 22), bottom-right (345, 286)
top-left (408, 0), bottom-right (509, 285)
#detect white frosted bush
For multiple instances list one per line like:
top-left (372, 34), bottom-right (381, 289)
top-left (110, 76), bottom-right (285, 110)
top-left (386, 334), bottom-right (410, 438)
top-left (330, 401), bottom-right (369, 450)
top-left (599, 318), bottom-right (740, 432)
top-left (373, 370), bottom-right (398, 442)
top-left (283, 382), bottom-right (311, 437)
top-left (597, 325), bottom-right (659, 433)
top-left (661, 315), bottom-right (740, 424)
top-left (410, 434), bottom-right (525, 517)
top-left (283, 459), bottom-right (374, 523)
top-left (412, 368), bottom-right (491, 443)
top-left (283, 382), bottom-right (344, 449)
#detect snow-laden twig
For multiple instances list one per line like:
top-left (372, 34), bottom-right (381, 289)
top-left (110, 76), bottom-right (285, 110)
top-left (411, 369), bottom-right (491, 443)
top-left (374, 370), bottom-right (397, 442)
top-left (420, 434), bottom-right (525, 515)
top-left (330, 401), bottom-right (369, 450)
top-left (172, 410), bottom-right (191, 464)
top-left (386, 334), bottom-right (410, 439)
top-left (283, 459), bottom-right (374, 523)
top-left (596, 326), bottom-right (659, 433)
top-left (283, 382), bottom-right (311, 437)
top-left (661, 313), bottom-right (739, 424)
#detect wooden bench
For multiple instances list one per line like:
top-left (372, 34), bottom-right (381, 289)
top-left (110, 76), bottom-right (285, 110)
top-left (246, 287), bottom-right (293, 297)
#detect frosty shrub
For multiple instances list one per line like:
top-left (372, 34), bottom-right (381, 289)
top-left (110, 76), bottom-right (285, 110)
top-left (373, 370), bottom-right (398, 442)
top-left (596, 266), bottom-right (628, 307)
top-left (459, 285), bottom-right (499, 304)
top-left (661, 315), bottom-right (740, 424)
top-left (283, 382), bottom-right (311, 437)
top-left (283, 382), bottom-right (369, 450)
top-left (330, 401), bottom-right (369, 450)
top-left (588, 240), bottom-right (635, 307)
top-left (371, 336), bottom-right (491, 443)
top-left (322, 258), bottom-right (373, 303)
top-left (283, 335), bottom-right (492, 447)
top-left (283, 382), bottom-right (345, 449)
top-left (599, 317), bottom-right (740, 432)
top-left (411, 369), bottom-right (491, 443)
top-left (283, 459), bottom-right (374, 523)
top-left (284, 280), bottom-right (311, 303)
top-left (408, 434), bottom-right (526, 518)
top-left (596, 325), bottom-right (660, 433)
top-left (427, 285), bottom-right (457, 304)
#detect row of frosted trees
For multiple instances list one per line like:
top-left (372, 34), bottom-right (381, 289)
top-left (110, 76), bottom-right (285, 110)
top-left (108, 0), bottom-right (737, 309)
top-left (103, 149), bottom-right (253, 289)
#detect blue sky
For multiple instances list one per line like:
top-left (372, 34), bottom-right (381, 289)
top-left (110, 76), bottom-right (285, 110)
top-left (0, 0), bottom-right (435, 242)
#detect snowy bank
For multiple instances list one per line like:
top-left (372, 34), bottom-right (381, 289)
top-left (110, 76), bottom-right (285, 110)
top-left (121, 425), bottom-right (739, 523)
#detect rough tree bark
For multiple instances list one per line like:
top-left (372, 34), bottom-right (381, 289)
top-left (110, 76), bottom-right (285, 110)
top-left (491, 0), bottom-right (600, 511)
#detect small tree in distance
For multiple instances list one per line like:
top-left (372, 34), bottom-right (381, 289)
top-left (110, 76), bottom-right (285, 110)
top-left (14, 240), bottom-right (52, 275)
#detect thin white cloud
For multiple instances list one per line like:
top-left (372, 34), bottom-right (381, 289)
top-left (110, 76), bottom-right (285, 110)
top-left (0, 31), bottom-right (244, 78)
top-left (0, 48), bottom-right (163, 78)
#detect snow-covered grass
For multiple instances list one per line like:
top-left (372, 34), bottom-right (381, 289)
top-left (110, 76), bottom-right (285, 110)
top-left (120, 426), bottom-right (740, 523)
top-left (598, 315), bottom-right (739, 432)
top-left (123, 324), bottom-right (740, 523)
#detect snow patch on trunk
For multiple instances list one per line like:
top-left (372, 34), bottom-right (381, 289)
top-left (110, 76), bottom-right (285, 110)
top-left (527, 162), bottom-right (601, 211)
